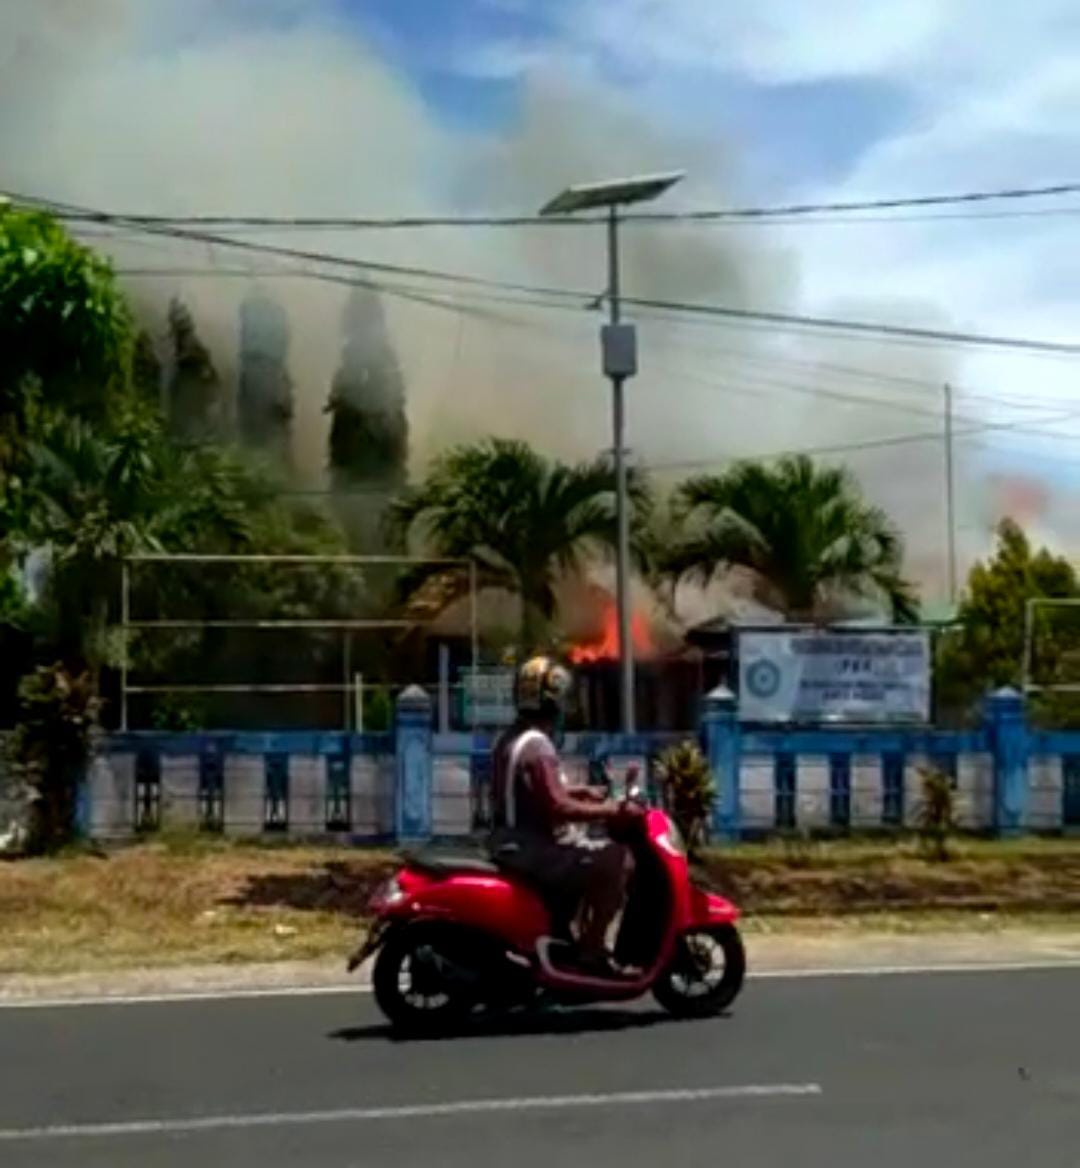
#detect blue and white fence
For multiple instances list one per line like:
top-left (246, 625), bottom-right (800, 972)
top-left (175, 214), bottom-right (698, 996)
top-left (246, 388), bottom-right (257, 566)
top-left (72, 684), bottom-right (1080, 842)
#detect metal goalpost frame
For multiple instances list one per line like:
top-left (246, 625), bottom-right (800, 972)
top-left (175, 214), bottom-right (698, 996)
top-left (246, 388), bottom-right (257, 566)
top-left (1022, 596), bottom-right (1080, 695)
top-left (120, 553), bottom-right (480, 732)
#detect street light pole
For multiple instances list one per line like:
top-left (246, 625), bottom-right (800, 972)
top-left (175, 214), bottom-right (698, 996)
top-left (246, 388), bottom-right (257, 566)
top-left (944, 382), bottom-right (957, 605)
top-left (539, 171), bottom-right (684, 736)
top-left (606, 205), bottom-right (635, 734)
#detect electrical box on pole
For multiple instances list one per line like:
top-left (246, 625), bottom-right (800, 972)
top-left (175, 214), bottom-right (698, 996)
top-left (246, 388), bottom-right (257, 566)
top-left (601, 323), bottom-right (638, 379)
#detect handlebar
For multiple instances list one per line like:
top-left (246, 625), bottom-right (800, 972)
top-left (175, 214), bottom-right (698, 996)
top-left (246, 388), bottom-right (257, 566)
top-left (589, 757), bottom-right (645, 804)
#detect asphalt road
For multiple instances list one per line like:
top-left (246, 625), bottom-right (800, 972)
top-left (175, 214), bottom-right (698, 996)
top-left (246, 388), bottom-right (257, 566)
top-left (1, 968), bottom-right (1079, 1167)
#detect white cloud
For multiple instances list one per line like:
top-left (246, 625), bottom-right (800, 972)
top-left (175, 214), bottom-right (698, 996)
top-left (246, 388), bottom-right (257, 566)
top-left (542, 0), bottom-right (1080, 95)
top-left (567, 0), bottom-right (944, 83)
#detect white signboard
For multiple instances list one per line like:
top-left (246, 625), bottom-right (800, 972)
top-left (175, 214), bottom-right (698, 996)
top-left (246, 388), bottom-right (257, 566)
top-left (737, 629), bottom-right (931, 724)
top-left (461, 668), bottom-right (516, 727)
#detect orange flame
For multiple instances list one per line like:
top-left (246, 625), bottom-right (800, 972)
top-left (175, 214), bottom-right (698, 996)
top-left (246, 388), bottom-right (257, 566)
top-left (569, 593), bottom-right (655, 664)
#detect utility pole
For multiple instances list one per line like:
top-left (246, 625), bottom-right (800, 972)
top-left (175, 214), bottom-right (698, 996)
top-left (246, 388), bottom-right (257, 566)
top-left (944, 382), bottom-right (957, 605)
top-left (539, 172), bottom-right (684, 735)
top-left (606, 205), bottom-right (635, 735)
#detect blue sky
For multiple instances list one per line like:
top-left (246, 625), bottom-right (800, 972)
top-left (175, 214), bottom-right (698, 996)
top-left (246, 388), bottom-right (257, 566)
top-left (336, 0), bottom-right (917, 187)
top-left (334, 0), bottom-right (532, 129)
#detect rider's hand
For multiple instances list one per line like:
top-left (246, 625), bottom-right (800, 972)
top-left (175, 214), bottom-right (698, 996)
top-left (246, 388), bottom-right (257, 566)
top-left (606, 799), bottom-right (643, 842)
top-left (614, 799), bottom-right (646, 827)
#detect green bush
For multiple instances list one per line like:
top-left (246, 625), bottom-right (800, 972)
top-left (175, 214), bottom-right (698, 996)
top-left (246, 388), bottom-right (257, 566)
top-left (11, 663), bottom-right (100, 853)
top-left (362, 685), bottom-right (392, 733)
top-left (655, 741), bottom-right (715, 856)
top-left (150, 694), bottom-right (204, 732)
top-left (916, 765), bottom-right (955, 861)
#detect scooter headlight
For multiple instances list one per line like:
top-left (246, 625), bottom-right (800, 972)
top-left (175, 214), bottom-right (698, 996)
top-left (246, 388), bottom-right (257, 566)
top-left (370, 876), bottom-right (406, 910)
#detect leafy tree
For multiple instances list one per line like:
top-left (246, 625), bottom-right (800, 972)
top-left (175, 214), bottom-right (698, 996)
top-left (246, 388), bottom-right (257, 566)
top-left (0, 570), bottom-right (28, 627)
top-left (936, 519), bottom-right (1080, 722)
top-left (25, 408), bottom-right (364, 698)
top-left (663, 455), bottom-right (917, 622)
top-left (238, 293), bottom-right (293, 465)
top-left (24, 406), bottom-right (182, 674)
top-left (132, 472), bottom-right (366, 731)
top-left (325, 287), bottom-right (407, 549)
top-left (1, 210), bottom-right (368, 735)
top-left (0, 206), bottom-right (133, 447)
top-left (0, 574), bottom-right (32, 728)
top-left (390, 437), bottom-right (651, 651)
top-left (167, 298), bottom-right (222, 443)
top-left (1, 207), bottom-right (134, 573)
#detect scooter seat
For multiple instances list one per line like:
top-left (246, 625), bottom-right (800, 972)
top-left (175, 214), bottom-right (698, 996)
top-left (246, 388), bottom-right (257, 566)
top-left (404, 848), bottom-right (502, 878)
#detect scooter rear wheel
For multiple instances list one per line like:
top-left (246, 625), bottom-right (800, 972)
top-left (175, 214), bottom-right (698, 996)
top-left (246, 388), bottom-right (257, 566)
top-left (652, 924), bottom-right (745, 1018)
top-left (373, 923), bottom-right (477, 1033)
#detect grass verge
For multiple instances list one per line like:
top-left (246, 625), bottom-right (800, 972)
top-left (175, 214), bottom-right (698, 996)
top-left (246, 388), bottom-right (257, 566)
top-left (698, 836), bottom-right (1080, 917)
top-left (3, 834), bottom-right (1080, 976)
top-left (0, 835), bottom-right (394, 976)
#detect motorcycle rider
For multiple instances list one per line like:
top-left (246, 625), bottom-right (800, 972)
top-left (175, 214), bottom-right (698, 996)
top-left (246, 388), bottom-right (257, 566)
top-left (488, 655), bottom-right (640, 975)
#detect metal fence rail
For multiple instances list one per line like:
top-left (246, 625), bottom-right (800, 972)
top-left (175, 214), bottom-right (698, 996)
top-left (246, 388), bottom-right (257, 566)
top-left (120, 553), bottom-right (479, 732)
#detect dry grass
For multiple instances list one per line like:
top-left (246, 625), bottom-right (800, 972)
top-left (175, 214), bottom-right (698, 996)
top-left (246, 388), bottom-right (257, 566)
top-left (698, 836), bottom-right (1080, 917)
top-left (740, 910), bottom-right (1080, 937)
top-left (0, 834), bottom-right (394, 976)
top-left (4, 834), bottom-right (1080, 976)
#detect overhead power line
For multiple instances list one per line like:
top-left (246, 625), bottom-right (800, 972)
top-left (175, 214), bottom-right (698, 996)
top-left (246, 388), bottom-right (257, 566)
top-left (9, 181), bottom-right (1080, 229)
top-left (110, 252), bottom-right (1080, 359)
top-left (20, 193), bottom-right (1080, 358)
top-left (629, 181), bottom-right (1080, 223)
top-left (263, 407), bottom-right (1080, 498)
top-left (647, 408), bottom-right (1080, 473)
top-left (110, 260), bottom-right (1080, 416)
top-left (66, 204), bottom-right (1080, 233)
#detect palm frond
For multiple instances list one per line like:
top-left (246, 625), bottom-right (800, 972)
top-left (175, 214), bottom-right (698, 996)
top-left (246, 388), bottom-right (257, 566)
top-left (386, 437), bottom-right (654, 636)
top-left (667, 454), bottom-right (917, 620)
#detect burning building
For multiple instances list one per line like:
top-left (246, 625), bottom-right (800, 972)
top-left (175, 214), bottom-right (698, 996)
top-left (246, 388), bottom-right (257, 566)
top-left (566, 587), bottom-right (703, 732)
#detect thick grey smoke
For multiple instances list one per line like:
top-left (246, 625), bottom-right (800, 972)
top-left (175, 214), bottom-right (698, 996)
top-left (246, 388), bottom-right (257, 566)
top-left (1, 0), bottom-right (983, 600)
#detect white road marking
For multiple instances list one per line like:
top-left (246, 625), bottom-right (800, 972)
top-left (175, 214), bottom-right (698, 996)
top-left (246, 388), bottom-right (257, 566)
top-left (0, 1083), bottom-right (823, 1143)
top-left (753, 958), bottom-right (1080, 980)
top-left (0, 983), bottom-right (365, 1010)
top-left (2, 956), bottom-right (1079, 1010)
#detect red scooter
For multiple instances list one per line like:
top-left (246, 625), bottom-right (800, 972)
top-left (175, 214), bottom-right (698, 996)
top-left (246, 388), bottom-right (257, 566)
top-left (348, 777), bottom-right (745, 1031)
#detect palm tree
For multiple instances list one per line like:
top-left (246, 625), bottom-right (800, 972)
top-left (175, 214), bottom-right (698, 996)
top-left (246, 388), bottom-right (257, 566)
top-left (663, 455), bottom-right (917, 622)
top-left (25, 409), bottom-right (362, 681)
top-left (389, 437), bottom-right (651, 651)
top-left (25, 409), bottom-right (173, 669)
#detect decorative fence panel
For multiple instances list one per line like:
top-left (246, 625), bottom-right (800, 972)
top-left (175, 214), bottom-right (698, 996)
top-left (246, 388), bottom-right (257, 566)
top-left (66, 686), bottom-right (1080, 842)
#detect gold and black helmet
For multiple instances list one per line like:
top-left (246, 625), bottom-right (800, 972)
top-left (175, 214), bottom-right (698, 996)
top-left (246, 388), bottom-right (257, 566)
top-left (515, 655), bottom-right (573, 715)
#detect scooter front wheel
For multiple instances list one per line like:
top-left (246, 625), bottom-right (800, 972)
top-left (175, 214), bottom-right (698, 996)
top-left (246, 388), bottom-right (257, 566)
top-left (373, 923), bottom-right (477, 1033)
top-left (652, 924), bottom-right (746, 1019)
